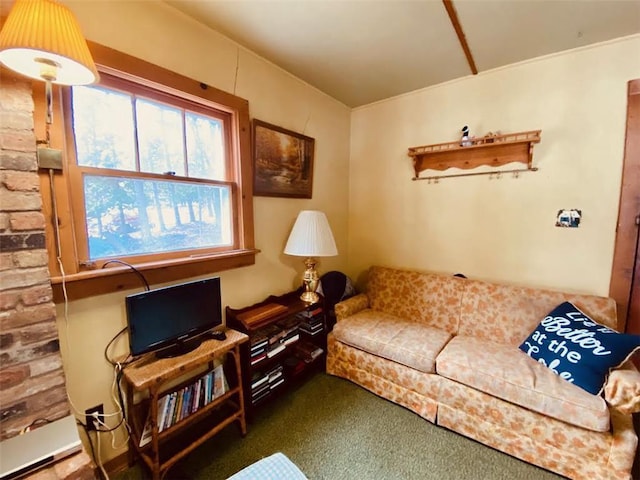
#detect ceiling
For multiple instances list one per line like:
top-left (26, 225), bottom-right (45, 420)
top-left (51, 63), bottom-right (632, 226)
top-left (164, 0), bottom-right (640, 108)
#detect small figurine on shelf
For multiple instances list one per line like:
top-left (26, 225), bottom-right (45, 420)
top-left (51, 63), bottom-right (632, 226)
top-left (460, 125), bottom-right (472, 147)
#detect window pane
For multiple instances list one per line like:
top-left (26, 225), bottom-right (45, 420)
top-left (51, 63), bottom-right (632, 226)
top-left (136, 99), bottom-right (185, 176)
top-left (84, 175), bottom-right (232, 260)
top-left (72, 86), bottom-right (136, 170)
top-left (186, 112), bottom-right (225, 180)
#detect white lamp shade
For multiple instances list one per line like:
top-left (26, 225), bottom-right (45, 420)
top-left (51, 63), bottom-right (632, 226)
top-left (284, 210), bottom-right (338, 257)
top-left (0, 0), bottom-right (98, 85)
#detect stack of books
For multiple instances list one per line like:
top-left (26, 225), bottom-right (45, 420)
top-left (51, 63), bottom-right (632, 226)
top-left (250, 334), bottom-right (269, 366)
top-left (296, 307), bottom-right (324, 337)
top-left (251, 323), bottom-right (292, 361)
top-left (277, 316), bottom-right (300, 347)
top-left (267, 365), bottom-right (285, 391)
top-left (141, 365), bottom-right (227, 446)
top-left (294, 340), bottom-right (324, 363)
top-left (250, 371), bottom-right (270, 405)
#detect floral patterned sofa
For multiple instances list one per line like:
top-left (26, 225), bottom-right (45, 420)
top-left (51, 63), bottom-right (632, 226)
top-left (326, 265), bottom-right (640, 480)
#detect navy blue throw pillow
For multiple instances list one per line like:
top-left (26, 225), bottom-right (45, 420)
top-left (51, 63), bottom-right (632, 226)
top-left (519, 301), bottom-right (640, 395)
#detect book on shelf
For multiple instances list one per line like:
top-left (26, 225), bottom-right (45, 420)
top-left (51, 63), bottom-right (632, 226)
top-left (250, 345), bottom-right (267, 358)
top-left (269, 377), bottom-right (285, 390)
top-left (282, 333), bottom-right (300, 346)
top-left (267, 343), bottom-right (286, 358)
top-left (139, 415), bottom-right (153, 447)
top-left (251, 387), bottom-right (271, 405)
top-left (267, 365), bottom-right (284, 383)
top-left (250, 338), bottom-right (269, 352)
top-left (157, 394), bottom-right (170, 433)
top-left (299, 325), bottom-right (324, 336)
top-left (297, 306), bottom-right (322, 318)
top-left (251, 372), bottom-right (269, 390)
top-left (277, 316), bottom-right (300, 336)
top-left (295, 341), bottom-right (324, 363)
top-left (261, 324), bottom-right (287, 345)
top-left (164, 392), bottom-right (177, 430)
top-left (251, 352), bottom-right (267, 365)
top-left (251, 381), bottom-right (270, 399)
top-left (213, 364), bottom-right (227, 398)
top-left (299, 318), bottom-right (323, 329)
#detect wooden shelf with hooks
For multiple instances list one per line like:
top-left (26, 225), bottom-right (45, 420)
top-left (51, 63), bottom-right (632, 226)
top-left (408, 130), bottom-right (542, 180)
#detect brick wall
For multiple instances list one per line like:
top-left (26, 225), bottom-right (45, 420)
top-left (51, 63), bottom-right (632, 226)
top-left (0, 74), bottom-right (71, 440)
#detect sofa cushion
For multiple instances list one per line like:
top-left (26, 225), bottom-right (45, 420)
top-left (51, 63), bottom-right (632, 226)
top-left (366, 266), bottom-right (465, 334)
top-left (457, 279), bottom-right (617, 346)
top-left (436, 335), bottom-right (610, 432)
top-left (332, 309), bottom-right (453, 374)
top-left (519, 301), bottom-right (640, 395)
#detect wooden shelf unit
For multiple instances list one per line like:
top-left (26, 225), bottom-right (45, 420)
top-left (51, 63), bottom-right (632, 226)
top-left (226, 290), bottom-right (327, 421)
top-left (122, 329), bottom-right (248, 480)
top-left (408, 130), bottom-right (542, 180)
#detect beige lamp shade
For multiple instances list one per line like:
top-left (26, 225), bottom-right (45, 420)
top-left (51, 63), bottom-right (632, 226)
top-left (0, 0), bottom-right (98, 85)
top-left (284, 210), bottom-right (338, 257)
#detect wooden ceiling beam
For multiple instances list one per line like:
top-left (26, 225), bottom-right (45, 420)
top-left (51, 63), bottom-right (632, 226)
top-left (443, 0), bottom-right (478, 75)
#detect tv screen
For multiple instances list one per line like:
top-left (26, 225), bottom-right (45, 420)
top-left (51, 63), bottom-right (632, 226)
top-left (125, 277), bottom-right (222, 358)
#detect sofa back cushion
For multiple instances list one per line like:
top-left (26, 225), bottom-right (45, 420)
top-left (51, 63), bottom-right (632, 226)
top-left (458, 279), bottom-right (617, 346)
top-left (367, 266), bottom-right (465, 334)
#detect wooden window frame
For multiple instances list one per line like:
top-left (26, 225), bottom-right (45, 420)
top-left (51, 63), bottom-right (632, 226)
top-left (36, 43), bottom-right (256, 302)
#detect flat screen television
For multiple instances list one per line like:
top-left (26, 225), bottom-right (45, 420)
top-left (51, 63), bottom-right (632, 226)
top-left (125, 277), bottom-right (223, 358)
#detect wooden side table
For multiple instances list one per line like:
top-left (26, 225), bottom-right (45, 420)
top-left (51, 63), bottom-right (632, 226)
top-left (122, 328), bottom-right (248, 480)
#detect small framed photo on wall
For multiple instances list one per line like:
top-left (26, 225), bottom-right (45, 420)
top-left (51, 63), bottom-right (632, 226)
top-left (252, 119), bottom-right (315, 198)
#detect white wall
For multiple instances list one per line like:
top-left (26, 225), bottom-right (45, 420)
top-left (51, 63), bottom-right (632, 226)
top-left (56, 0), bottom-right (351, 463)
top-left (348, 36), bottom-right (640, 295)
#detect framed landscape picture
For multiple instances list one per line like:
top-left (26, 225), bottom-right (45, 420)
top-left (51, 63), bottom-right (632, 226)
top-left (252, 119), bottom-right (315, 198)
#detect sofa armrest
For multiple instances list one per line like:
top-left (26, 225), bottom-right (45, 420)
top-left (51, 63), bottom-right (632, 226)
top-left (334, 293), bottom-right (370, 322)
top-left (604, 360), bottom-right (640, 414)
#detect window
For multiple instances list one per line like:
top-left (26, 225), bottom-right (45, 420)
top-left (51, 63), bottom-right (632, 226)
top-left (68, 74), bottom-right (234, 264)
top-left (39, 44), bottom-right (255, 301)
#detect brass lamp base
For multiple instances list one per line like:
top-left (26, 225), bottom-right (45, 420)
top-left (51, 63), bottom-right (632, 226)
top-left (300, 257), bottom-right (320, 304)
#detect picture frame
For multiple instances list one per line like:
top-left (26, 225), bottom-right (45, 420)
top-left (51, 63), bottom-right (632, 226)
top-left (252, 119), bottom-right (315, 198)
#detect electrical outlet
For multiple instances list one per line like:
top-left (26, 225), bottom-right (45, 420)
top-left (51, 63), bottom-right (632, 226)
top-left (85, 404), bottom-right (104, 431)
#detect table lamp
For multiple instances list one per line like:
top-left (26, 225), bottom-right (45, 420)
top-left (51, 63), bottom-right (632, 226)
top-left (284, 210), bottom-right (338, 303)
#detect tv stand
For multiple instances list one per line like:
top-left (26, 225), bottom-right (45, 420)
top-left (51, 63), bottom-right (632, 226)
top-left (122, 328), bottom-right (248, 480)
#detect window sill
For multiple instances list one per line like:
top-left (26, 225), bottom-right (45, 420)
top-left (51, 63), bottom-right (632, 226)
top-left (51, 249), bottom-right (259, 303)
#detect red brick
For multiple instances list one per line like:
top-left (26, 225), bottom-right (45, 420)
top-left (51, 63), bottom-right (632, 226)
top-left (0, 301), bottom-right (56, 329)
top-left (0, 365), bottom-right (65, 406)
top-left (29, 354), bottom-right (62, 376)
top-left (0, 77), bottom-right (33, 112)
top-left (0, 331), bottom-right (14, 349)
top-left (9, 211), bottom-right (45, 230)
top-left (28, 385), bottom-right (68, 412)
top-left (0, 130), bottom-right (37, 152)
top-left (0, 290), bottom-right (19, 310)
top-left (0, 267), bottom-right (50, 291)
top-left (0, 151), bottom-right (37, 171)
top-left (20, 284), bottom-right (53, 306)
top-left (2, 111), bottom-right (33, 131)
top-left (0, 364), bottom-right (30, 389)
top-left (13, 250), bottom-right (48, 268)
top-left (0, 189), bottom-right (42, 211)
top-left (0, 251), bottom-right (13, 270)
top-left (0, 212), bottom-right (8, 231)
top-left (2, 171), bottom-right (40, 192)
top-left (19, 321), bottom-right (59, 345)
